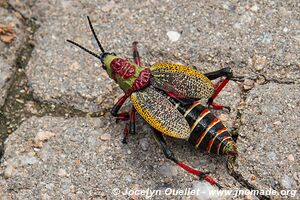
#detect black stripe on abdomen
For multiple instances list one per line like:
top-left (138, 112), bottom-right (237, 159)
top-left (185, 104), bottom-right (206, 126)
top-left (210, 131), bottom-right (230, 154)
top-left (197, 121), bottom-right (224, 151)
top-left (188, 110), bottom-right (215, 146)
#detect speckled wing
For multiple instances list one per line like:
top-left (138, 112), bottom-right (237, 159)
top-left (150, 63), bottom-right (214, 99)
top-left (131, 86), bottom-right (190, 139)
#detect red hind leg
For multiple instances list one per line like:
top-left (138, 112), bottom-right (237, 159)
top-left (204, 67), bottom-right (232, 111)
top-left (152, 129), bottom-right (222, 189)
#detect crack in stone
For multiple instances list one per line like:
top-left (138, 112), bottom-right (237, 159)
top-left (226, 85), bottom-right (273, 200)
top-left (0, 4), bottom-right (108, 161)
top-left (231, 75), bottom-right (298, 85)
top-left (228, 169), bottom-right (271, 200)
top-left (0, 5), bottom-right (297, 199)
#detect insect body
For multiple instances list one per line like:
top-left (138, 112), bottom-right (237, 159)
top-left (67, 16), bottom-right (237, 188)
top-left (171, 98), bottom-right (237, 156)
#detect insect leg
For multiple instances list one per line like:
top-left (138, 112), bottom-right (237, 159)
top-left (204, 67), bottom-right (232, 80)
top-left (122, 123), bottom-right (129, 144)
top-left (129, 106), bottom-right (136, 134)
top-left (151, 129), bottom-right (222, 189)
top-left (111, 93), bottom-right (132, 121)
top-left (204, 67), bottom-right (233, 111)
top-left (132, 41), bottom-right (142, 66)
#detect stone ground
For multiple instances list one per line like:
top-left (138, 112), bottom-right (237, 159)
top-left (0, 0), bottom-right (299, 200)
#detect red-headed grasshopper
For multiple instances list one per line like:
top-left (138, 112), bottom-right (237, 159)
top-left (67, 16), bottom-right (238, 189)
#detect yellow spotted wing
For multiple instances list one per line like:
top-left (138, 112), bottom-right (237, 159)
top-left (150, 63), bottom-right (214, 99)
top-left (131, 86), bottom-right (190, 139)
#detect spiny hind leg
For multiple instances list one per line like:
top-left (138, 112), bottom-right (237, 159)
top-left (151, 129), bottom-right (222, 189)
top-left (204, 67), bottom-right (233, 111)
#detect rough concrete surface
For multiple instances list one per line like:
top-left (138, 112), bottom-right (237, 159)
top-left (0, 116), bottom-right (254, 200)
top-left (0, 0), bottom-right (299, 200)
top-left (235, 83), bottom-right (300, 199)
top-left (0, 6), bottom-right (26, 106)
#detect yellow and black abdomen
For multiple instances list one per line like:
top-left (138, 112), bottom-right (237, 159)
top-left (176, 100), bottom-right (237, 155)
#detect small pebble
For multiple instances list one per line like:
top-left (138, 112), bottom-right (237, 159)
top-left (268, 152), bottom-right (277, 161)
top-left (58, 168), bottom-right (67, 177)
top-left (75, 159), bottom-right (81, 165)
top-left (243, 79), bottom-right (255, 90)
top-left (4, 165), bottom-right (17, 178)
top-left (167, 31), bottom-right (181, 42)
top-left (34, 131), bottom-right (56, 147)
top-left (281, 175), bottom-right (292, 189)
top-left (250, 174), bottom-right (256, 182)
top-left (193, 181), bottom-right (227, 200)
top-left (287, 154), bottom-right (295, 162)
top-left (273, 121), bottom-right (282, 125)
top-left (253, 55), bottom-right (268, 71)
top-left (259, 32), bottom-right (273, 44)
top-left (124, 175), bottom-right (132, 183)
top-left (250, 4), bottom-right (259, 12)
top-left (25, 101), bottom-right (38, 114)
top-left (159, 163), bottom-right (178, 177)
top-left (256, 75), bottom-right (265, 84)
top-left (100, 133), bottom-right (111, 141)
top-left (139, 138), bottom-right (149, 151)
top-left (130, 194), bottom-right (138, 200)
top-left (244, 194), bottom-right (253, 200)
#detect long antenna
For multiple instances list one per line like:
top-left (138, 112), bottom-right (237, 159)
top-left (66, 39), bottom-right (101, 59)
top-left (87, 16), bottom-right (105, 53)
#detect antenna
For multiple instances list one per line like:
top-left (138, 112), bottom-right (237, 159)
top-left (87, 16), bottom-right (105, 53)
top-left (67, 16), bottom-right (106, 59)
top-left (66, 39), bottom-right (101, 59)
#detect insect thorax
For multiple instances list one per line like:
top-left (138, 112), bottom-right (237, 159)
top-left (103, 55), bottom-right (150, 92)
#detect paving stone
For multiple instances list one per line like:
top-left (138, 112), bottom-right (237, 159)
top-left (0, 7), bottom-right (26, 107)
top-left (1, 1), bottom-right (299, 200)
top-left (23, 0), bottom-right (299, 112)
top-left (0, 58), bottom-right (12, 106)
top-left (235, 83), bottom-right (300, 199)
top-left (25, 13), bottom-right (122, 112)
top-left (0, 116), bottom-right (253, 200)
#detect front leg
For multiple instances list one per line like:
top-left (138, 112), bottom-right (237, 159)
top-left (111, 93), bottom-right (131, 121)
top-left (122, 106), bottom-right (137, 144)
top-left (110, 93), bottom-right (132, 143)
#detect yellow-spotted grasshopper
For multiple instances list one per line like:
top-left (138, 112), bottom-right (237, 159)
top-left (67, 16), bottom-right (238, 189)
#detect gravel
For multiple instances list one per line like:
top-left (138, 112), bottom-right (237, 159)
top-left (19, 0), bottom-right (299, 112)
top-left (235, 83), bottom-right (300, 199)
top-left (0, 0), bottom-right (299, 199)
top-left (0, 116), bottom-right (247, 199)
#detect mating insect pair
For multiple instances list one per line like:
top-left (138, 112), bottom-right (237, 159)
top-left (67, 16), bottom-right (238, 189)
